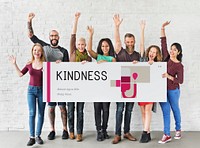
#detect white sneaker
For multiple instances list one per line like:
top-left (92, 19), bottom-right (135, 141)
top-left (174, 130), bottom-right (181, 139)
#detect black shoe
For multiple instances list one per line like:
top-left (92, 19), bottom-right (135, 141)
top-left (27, 138), bottom-right (35, 146)
top-left (36, 136), bottom-right (44, 144)
top-left (62, 130), bottom-right (69, 139)
top-left (48, 131), bottom-right (55, 140)
top-left (140, 131), bottom-right (149, 143)
top-left (102, 131), bottom-right (110, 139)
top-left (148, 133), bottom-right (151, 141)
top-left (97, 130), bottom-right (104, 141)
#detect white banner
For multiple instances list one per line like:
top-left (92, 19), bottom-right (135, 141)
top-left (43, 62), bottom-right (167, 102)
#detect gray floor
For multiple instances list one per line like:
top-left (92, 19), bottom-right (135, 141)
top-left (0, 131), bottom-right (199, 148)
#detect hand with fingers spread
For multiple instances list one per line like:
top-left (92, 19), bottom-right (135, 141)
top-left (9, 55), bottom-right (16, 65)
top-left (140, 20), bottom-right (146, 30)
top-left (113, 14), bottom-right (123, 54)
top-left (87, 25), bottom-right (97, 59)
top-left (9, 55), bottom-right (23, 77)
top-left (113, 14), bottom-right (123, 28)
top-left (87, 26), bottom-right (94, 36)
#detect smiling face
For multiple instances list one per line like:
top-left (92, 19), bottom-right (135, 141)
top-left (32, 45), bottom-right (43, 59)
top-left (146, 45), bottom-right (162, 62)
top-left (31, 44), bottom-right (45, 62)
top-left (49, 30), bottom-right (59, 47)
top-left (148, 47), bottom-right (157, 61)
top-left (170, 45), bottom-right (180, 59)
top-left (77, 38), bottom-right (86, 53)
top-left (124, 36), bottom-right (135, 50)
top-left (101, 41), bottom-right (110, 55)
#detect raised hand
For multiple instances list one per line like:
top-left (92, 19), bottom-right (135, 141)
top-left (75, 12), bottom-right (81, 20)
top-left (113, 14), bottom-right (123, 28)
top-left (28, 13), bottom-right (35, 21)
top-left (162, 21), bottom-right (170, 28)
top-left (87, 26), bottom-right (94, 36)
top-left (140, 20), bottom-right (146, 30)
top-left (161, 21), bottom-right (170, 37)
top-left (9, 55), bottom-right (16, 65)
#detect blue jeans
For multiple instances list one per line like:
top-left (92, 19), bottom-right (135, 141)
top-left (160, 88), bottom-right (181, 136)
top-left (27, 85), bottom-right (46, 137)
top-left (67, 102), bottom-right (84, 134)
top-left (115, 102), bottom-right (134, 136)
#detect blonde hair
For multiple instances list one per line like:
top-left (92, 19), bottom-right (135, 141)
top-left (78, 37), bottom-right (86, 44)
top-left (31, 43), bottom-right (46, 62)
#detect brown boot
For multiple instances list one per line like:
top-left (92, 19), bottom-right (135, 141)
top-left (69, 132), bottom-right (75, 140)
top-left (112, 135), bottom-right (121, 144)
top-left (76, 134), bottom-right (83, 142)
top-left (123, 133), bottom-right (137, 141)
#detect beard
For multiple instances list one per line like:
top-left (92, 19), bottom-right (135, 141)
top-left (50, 39), bottom-right (59, 47)
top-left (126, 45), bottom-right (134, 50)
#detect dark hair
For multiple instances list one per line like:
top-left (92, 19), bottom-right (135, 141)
top-left (145, 45), bottom-right (162, 62)
top-left (171, 43), bottom-right (183, 62)
top-left (124, 33), bottom-right (135, 39)
top-left (97, 38), bottom-right (115, 57)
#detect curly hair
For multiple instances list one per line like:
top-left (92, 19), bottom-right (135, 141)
top-left (145, 45), bottom-right (162, 62)
top-left (97, 38), bottom-right (115, 57)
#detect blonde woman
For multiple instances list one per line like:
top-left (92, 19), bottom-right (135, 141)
top-left (10, 43), bottom-right (46, 146)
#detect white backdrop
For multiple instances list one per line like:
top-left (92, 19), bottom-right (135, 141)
top-left (0, 0), bottom-right (200, 131)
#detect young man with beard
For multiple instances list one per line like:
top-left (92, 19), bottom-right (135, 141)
top-left (27, 13), bottom-right (69, 140)
top-left (112, 14), bottom-right (140, 144)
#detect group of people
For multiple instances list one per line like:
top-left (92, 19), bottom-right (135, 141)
top-left (9, 12), bottom-right (184, 146)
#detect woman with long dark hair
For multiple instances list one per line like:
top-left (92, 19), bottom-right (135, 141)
top-left (158, 21), bottom-right (184, 144)
top-left (87, 26), bottom-right (116, 141)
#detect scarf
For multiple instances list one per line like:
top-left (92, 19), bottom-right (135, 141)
top-left (75, 49), bottom-right (90, 62)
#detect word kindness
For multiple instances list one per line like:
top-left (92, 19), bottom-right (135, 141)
top-left (56, 70), bottom-right (108, 81)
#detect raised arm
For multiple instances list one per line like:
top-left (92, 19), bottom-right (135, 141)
top-left (27, 13), bottom-right (35, 38)
top-left (72, 12), bottom-right (81, 34)
top-left (161, 21), bottom-right (170, 61)
top-left (70, 12), bottom-right (81, 57)
top-left (140, 20), bottom-right (146, 58)
top-left (113, 14), bottom-right (123, 54)
top-left (27, 13), bottom-right (48, 46)
top-left (87, 26), bottom-right (98, 59)
top-left (9, 55), bottom-right (23, 77)
top-left (161, 21), bottom-right (170, 37)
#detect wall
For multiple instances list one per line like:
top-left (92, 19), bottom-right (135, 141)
top-left (0, 0), bottom-right (200, 131)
